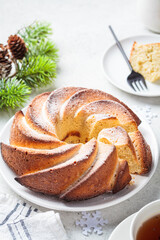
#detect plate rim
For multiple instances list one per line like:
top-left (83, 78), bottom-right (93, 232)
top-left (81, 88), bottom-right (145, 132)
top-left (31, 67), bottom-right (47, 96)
top-left (102, 34), bottom-right (160, 97)
top-left (108, 212), bottom-right (136, 240)
top-left (0, 110), bottom-right (159, 212)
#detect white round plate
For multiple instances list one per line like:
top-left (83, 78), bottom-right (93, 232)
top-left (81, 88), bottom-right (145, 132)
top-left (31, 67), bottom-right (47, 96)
top-left (108, 213), bottom-right (136, 240)
top-left (103, 35), bottom-right (160, 97)
top-left (0, 111), bottom-right (159, 211)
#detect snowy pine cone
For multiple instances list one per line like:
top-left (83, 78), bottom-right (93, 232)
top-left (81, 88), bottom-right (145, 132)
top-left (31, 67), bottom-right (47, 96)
top-left (0, 44), bottom-right (12, 78)
top-left (7, 35), bottom-right (27, 60)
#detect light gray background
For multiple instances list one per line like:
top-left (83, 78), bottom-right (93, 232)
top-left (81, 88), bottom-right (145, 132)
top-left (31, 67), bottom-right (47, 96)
top-left (0, 0), bottom-right (160, 239)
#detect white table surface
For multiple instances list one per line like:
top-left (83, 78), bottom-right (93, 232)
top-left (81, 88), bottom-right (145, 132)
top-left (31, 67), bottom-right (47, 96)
top-left (0, 0), bottom-right (160, 239)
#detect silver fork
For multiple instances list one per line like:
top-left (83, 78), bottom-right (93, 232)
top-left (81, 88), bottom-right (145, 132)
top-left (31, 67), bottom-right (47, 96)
top-left (109, 25), bottom-right (148, 92)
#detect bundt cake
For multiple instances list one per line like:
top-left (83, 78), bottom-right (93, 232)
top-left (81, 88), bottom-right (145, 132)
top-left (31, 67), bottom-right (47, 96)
top-left (130, 41), bottom-right (160, 83)
top-left (0, 87), bottom-right (152, 201)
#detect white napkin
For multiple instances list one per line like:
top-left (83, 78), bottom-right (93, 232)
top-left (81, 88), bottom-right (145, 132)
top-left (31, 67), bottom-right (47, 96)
top-left (0, 193), bottom-right (68, 240)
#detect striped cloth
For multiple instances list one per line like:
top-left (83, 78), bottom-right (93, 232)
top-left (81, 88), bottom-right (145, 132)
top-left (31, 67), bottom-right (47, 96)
top-left (0, 193), bottom-right (68, 240)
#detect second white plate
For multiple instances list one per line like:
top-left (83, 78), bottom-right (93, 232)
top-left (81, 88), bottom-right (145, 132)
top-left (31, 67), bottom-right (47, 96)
top-left (103, 35), bottom-right (160, 97)
top-left (108, 213), bottom-right (136, 240)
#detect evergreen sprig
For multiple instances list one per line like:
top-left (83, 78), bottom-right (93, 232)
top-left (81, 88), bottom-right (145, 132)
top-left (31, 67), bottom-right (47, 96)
top-left (17, 55), bottom-right (56, 88)
top-left (18, 21), bottom-right (52, 44)
top-left (27, 39), bottom-right (58, 60)
top-left (0, 21), bottom-right (59, 110)
top-left (17, 21), bottom-right (58, 89)
top-left (0, 78), bottom-right (31, 110)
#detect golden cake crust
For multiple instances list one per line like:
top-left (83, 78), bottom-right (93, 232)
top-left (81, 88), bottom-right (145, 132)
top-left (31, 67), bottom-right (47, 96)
top-left (15, 139), bottom-right (98, 195)
top-left (10, 111), bottom-right (65, 149)
top-left (25, 92), bottom-right (55, 136)
top-left (1, 143), bottom-right (81, 175)
top-left (60, 143), bottom-right (119, 201)
top-left (98, 127), bottom-right (140, 174)
top-left (129, 131), bottom-right (152, 174)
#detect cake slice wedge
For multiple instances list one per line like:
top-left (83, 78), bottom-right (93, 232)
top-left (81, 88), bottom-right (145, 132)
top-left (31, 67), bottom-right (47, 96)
top-left (75, 100), bottom-right (138, 133)
top-left (98, 127), bottom-right (152, 174)
top-left (25, 92), bottom-right (56, 136)
top-left (10, 111), bottom-right (65, 149)
top-left (129, 130), bottom-right (152, 174)
top-left (60, 142), bottom-right (131, 201)
top-left (130, 41), bottom-right (160, 83)
top-left (15, 138), bottom-right (98, 195)
top-left (98, 127), bottom-right (139, 174)
top-left (1, 143), bottom-right (81, 175)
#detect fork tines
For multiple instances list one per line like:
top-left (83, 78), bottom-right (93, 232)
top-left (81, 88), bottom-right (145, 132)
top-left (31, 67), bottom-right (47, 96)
top-left (130, 80), bottom-right (148, 92)
top-left (127, 71), bottom-right (148, 92)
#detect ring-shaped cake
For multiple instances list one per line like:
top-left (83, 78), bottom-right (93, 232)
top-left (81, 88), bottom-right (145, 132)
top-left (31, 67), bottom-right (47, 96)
top-left (1, 87), bottom-right (152, 201)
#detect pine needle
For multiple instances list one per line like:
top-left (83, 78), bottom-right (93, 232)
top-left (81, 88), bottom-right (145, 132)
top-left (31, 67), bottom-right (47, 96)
top-left (18, 21), bottom-right (58, 88)
top-left (18, 21), bottom-right (52, 44)
top-left (28, 39), bottom-right (59, 61)
top-left (0, 21), bottom-right (58, 110)
top-left (0, 78), bottom-right (31, 110)
top-left (17, 56), bottom-right (57, 88)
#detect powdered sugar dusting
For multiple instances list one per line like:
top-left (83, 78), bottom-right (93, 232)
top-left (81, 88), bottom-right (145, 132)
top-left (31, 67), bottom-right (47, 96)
top-left (59, 98), bottom-right (71, 120)
top-left (23, 117), bottom-right (55, 141)
top-left (42, 101), bottom-right (55, 129)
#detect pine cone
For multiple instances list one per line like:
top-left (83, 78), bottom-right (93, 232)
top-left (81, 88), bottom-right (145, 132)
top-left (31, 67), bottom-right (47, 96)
top-left (7, 35), bottom-right (27, 60)
top-left (0, 44), bottom-right (12, 78)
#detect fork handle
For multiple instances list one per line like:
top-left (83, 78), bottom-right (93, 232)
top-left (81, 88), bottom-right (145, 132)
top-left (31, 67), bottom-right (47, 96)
top-left (109, 25), bottom-right (133, 72)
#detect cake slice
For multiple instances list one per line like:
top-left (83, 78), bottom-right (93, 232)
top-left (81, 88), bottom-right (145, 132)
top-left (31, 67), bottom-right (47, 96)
top-left (57, 88), bottom-right (141, 141)
top-left (46, 87), bottom-right (85, 125)
top-left (60, 88), bottom-right (141, 126)
top-left (25, 92), bottom-right (56, 136)
top-left (10, 111), bottom-right (65, 149)
top-left (1, 143), bottom-right (81, 175)
top-left (75, 100), bottom-right (138, 133)
top-left (85, 114), bottom-right (120, 142)
top-left (98, 127), bottom-right (139, 174)
top-left (130, 41), bottom-right (160, 82)
top-left (15, 138), bottom-right (98, 195)
top-left (60, 142), bottom-right (131, 201)
top-left (129, 130), bottom-right (152, 174)
top-left (112, 159), bottom-right (131, 193)
top-left (98, 127), bottom-right (152, 174)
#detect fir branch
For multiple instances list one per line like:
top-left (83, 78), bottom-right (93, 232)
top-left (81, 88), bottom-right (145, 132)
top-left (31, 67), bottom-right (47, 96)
top-left (27, 39), bottom-right (59, 61)
top-left (0, 21), bottom-right (59, 110)
top-left (17, 55), bottom-right (57, 88)
top-left (0, 78), bottom-right (31, 110)
top-left (17, 21), bottom-right (58, 88)
top-left (18, 21), bottom-right (52, 45)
